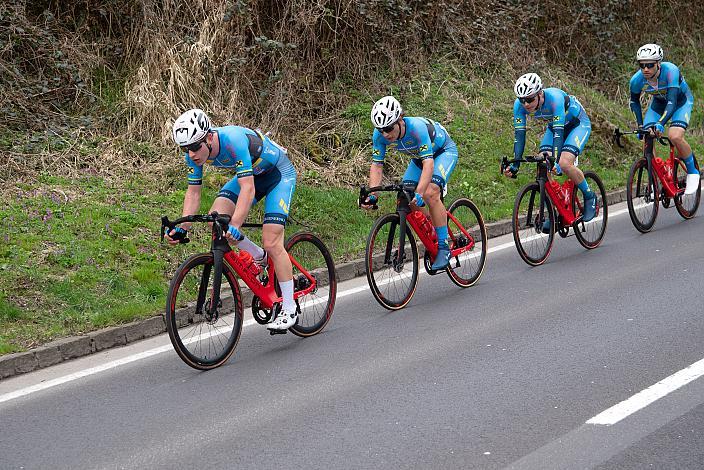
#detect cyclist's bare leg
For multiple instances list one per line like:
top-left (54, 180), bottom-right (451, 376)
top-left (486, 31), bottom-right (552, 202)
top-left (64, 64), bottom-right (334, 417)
top-left (262, 224), bottom-right (293, 282)
top-left (423, 182), bottom-right (447, 227)
top-left (668, 126), bottom-right (692, 159)
top-left (209, 196), bottom-right (236, 217)
top-left (558, 152), bottom-right (585, 186)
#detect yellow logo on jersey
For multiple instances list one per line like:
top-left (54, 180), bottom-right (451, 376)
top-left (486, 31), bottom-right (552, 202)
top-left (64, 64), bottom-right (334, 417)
top-left (419, 144), bottom-right (429, 152)
top-left (553, 116), bottom-right (561, 122)
top-left (515, 117), bottom-right (523, 124)
top-left (372, 149), bottom-right (380, 156)
top-left (279, 199), bottom-right (289, 214)
top-left (235, 160), bottom-right (244, 168)
top-left (187, 167), bottom-right (195, 174)
top-left (439, 164), bottom-right (447, 178)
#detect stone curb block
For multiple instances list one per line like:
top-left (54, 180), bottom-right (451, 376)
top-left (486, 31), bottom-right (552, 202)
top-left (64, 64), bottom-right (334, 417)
top-left (0, 187), bottom-right (629, 381)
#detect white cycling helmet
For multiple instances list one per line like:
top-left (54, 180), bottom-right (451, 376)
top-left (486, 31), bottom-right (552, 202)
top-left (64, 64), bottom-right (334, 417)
top-left (370, 96), bottom-right (402, 129)
top-left (636, 43), bottom-right (663, 62)
top-left (172, 108), bottom-right (211, 146)
top-left (514, 73), bottom-right (543, 98)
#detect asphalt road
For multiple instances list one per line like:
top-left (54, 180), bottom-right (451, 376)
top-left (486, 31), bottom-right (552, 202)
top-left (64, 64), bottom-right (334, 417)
top-left (1, 199), bottom-right (703, 470)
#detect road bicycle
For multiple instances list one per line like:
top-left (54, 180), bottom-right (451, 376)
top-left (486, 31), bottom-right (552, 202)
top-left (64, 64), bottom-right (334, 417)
top-left (500, 154), bottom-right (608, 266)
top-left (615, 128), bottom-right (700, 233)
top-left (161, 213), bottom-right (336, 370)
top-left (358, 184), bottom-right (487, 310)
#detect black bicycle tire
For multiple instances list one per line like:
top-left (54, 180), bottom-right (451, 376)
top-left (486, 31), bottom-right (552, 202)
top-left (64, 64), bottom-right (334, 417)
top-left (365, 212), bottom-right (419, 310)
top-left (512, 182), bottom-right (555, 266)
top-left (165, 252), bottom-right (243, 370)
top-left (445, 198), bottom-right (488, 287)
top-left (572, 171), bottom-right (608, 249)
top-left (286, 232), bottom-right (337, 337)
top-left (626, 158), bottom-right (659, 233)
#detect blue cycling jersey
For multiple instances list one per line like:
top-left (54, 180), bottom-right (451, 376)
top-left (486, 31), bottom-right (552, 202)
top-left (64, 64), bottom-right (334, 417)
top-left (629, 62), bottom-right (693, 127)
top-left (513, 88), bottom-right (588, 161)
top-left (185, 126), bottom-right (284, 185)
top-left (372, 117), bottom-right (450, 163)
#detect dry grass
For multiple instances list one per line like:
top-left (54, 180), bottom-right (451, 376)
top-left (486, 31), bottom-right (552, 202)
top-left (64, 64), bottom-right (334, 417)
top-left (2, 0), bottom-right (703, 184)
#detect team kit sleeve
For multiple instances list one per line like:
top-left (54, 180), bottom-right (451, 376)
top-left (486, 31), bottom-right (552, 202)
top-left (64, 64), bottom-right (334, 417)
top-left (408, 119), bottom-right (434, 160)
top-left (657, 65), bottom-right (682, 127)
top-left (629, 72), bottom-right (645, 127)
top-left (512, 100), bottom-right (527, 161)
top-left (549, 93), bottom-right (567, 160)
top-left (185, 154), bottom-right (203, 185)
top-left (371, 130), bottom-right (387, 164)
top-left (232, 135), bottom-right (255, 178)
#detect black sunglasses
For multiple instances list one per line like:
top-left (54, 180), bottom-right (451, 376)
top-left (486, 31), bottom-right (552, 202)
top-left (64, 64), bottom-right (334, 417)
top-left (519, 95), bottom-right (537, 104)
top-left (377, 123), bottom-right (396, 133)
top-left (180, 140), bottom-right (204, 153)
top-left (639, 62), bottom-right (657, 70)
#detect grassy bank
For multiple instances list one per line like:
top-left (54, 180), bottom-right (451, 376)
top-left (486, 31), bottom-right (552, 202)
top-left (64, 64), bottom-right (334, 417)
top-left (2, 63), bottom-right (703, 355)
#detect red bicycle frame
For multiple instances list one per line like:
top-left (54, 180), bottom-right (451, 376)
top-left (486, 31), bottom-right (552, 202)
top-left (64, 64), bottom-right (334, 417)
top-left (544, 177), bottom-right (580, 226)
top-left (649, 143), bottom-right (680, 198)
top-left (223, 248), bottom-right (317, 311)
top-left (404, 208), bottom-right (476, 260)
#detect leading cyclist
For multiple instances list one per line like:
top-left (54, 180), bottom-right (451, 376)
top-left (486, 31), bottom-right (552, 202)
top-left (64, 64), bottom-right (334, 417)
top-left (629, 43), bottom-right (699, 195)
top-left (360, 96), bottom-right (459, 271)
top-left (504, 73), bottom-right (597, 228)
top-left (166, 109), bottom-right (298, 332)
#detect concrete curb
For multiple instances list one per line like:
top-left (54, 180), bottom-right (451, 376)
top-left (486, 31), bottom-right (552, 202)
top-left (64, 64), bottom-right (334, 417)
top-left (0, 188), bottom-right (628, 380)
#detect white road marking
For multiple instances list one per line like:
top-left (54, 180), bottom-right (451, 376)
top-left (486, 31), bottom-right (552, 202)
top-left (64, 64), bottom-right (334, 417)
top-left (0, 203), bottom-right (630, 405)
top-left (587, 356), bottom-right (704, 425)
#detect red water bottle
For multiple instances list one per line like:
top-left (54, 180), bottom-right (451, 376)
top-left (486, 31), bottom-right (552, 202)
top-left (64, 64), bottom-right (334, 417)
top-left (238, 250), bottom-right (261, 277)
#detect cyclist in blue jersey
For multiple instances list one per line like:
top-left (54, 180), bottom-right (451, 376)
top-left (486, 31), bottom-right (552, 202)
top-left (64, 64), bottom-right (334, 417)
top-left (504, 73), bottom-right (597, 227)
top-left (360, 95), bottom-right (458, 270)
top-left (166, 109), bottom-right (298, 332)
top-left (629, 43), bottom-right (699, 194)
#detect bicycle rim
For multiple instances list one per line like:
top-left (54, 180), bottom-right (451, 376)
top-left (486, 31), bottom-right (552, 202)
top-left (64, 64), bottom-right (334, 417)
top-left (286, 232), bottom-right (337, 337)
top-left (365, 213), bottom-right (419, 310)
top-left (626, 158), bottom-right (658, 233)
top-left (446, 198), bottom-right (487, 287)
top-left (572, 171), bottom-right (608, 249)
top-left (166, 253), bottom-right (243, 370)
top-left (674, 157), bottom-right (701, 219)
top-left (513, 182), bottom-right (554, 266)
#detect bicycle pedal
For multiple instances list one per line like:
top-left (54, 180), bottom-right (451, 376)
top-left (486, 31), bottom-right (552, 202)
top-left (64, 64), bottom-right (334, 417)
top-left (268, 329), bottom-right (287, 335)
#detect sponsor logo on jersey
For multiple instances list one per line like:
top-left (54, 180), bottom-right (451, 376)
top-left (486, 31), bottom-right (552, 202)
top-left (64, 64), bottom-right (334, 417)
top-left (419, 144), bottom-right (429, 152)
top-left (553, 116), bottom-right (561, 122)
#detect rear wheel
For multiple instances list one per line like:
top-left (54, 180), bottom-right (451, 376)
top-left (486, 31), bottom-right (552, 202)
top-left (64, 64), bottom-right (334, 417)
top-left (572, 171), bottom-right (608, 249)
top-left (166, 253), bottom-right (243, 370)
top-left (674, 156), bottom-right (701, 219)
top-left (445, 198), bottom-right (487, 287)
top-left (626, 158), bottom-right (659, 233)
top-left (513, 182), bottom-right (555, 266)
top-left (285, 232), bottom-right (337, 337)
top-left (365, 213), bottom-right (419, 310)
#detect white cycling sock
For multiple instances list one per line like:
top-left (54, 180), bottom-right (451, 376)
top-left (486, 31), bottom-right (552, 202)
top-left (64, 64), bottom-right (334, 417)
top-left (237, 236), bottom-right (265, 260)
top-left (279, 279), bottom-right (296, 312)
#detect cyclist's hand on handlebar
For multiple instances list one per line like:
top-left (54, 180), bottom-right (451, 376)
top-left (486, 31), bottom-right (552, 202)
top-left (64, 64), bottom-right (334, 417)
top-left (411, 193), bottom-right (425, 208)
top-left (503, 164), bottom-right (518, 178)
top-left (653, 123), bottom-right (665, 138)
top-left (360, 194), bottom-right (378, 210)
top-left (225, 224), bottom-right (245, 242)
top-left (164, 226), bottom-right (188, 245)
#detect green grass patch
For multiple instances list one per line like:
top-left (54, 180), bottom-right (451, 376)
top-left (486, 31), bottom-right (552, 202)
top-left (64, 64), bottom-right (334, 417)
top-left (2, 56), bottom-right (702, 355)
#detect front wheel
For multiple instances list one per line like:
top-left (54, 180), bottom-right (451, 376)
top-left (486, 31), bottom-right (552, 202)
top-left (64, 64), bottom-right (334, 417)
top-left (572, 171), bottom-right (608, 249)
top-left (626, 158), bottom-right (659, 233)
top-left (513, 182), bottom-right (555, 266)
top-left (674, 156), bottom-right (701, 219)
top-left (285, 232), bottom-right (337, 337)
top-left (365, 213), bottom-right (419, 310)
top-left (445, 198), bottom-right (487, 287)
top-left (166, 253), bottom-right (244, 370)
